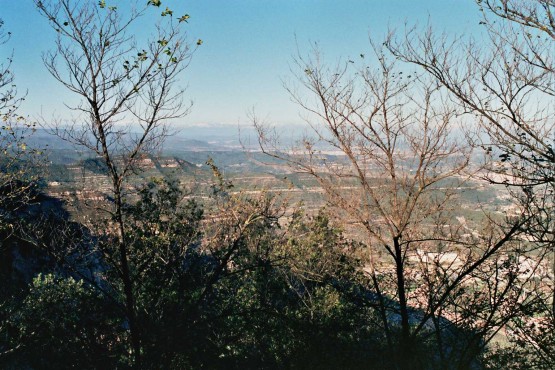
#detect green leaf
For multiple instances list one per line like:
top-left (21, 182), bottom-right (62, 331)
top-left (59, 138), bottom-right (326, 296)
top-left (161, 7), bottom-right (173, 16)
top-left (178, 14), bottom-right (190, 23)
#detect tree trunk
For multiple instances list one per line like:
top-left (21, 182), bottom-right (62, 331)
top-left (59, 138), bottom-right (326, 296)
top-left (114, 188), bottom-right (141, 368)
top-left (394, 236), bottom-right (412, 369)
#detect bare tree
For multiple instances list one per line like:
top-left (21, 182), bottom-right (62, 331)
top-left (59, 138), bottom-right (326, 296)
top-left (0, 19), bottom-right (17, 121)
top-left (255, 42), bottom-right (540, 368)
top-left (33, 0), bottom-right (195, 366)
top-left (385, 1), bottom-right (554, 365)
top-left (387, 1), bottom-right (554, 241)
top-left (0, 19), bottom-right (40, 232)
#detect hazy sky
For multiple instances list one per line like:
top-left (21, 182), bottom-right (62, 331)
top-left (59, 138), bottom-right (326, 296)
top-left (1, 0), bottom-right (480, 126)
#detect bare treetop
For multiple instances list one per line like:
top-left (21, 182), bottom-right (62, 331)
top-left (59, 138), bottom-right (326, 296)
top-left (36, 0), bottom-right (195, 179)
top-left (33, 2), bottom-right (197, 366)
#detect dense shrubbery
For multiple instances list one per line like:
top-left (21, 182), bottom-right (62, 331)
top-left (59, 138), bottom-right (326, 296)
top-left (0, 178), bottom-right (545, 369)
top-left (0, 179), bottom-right (371, 368)
top-left (0, 177), bottom-right (476, 369)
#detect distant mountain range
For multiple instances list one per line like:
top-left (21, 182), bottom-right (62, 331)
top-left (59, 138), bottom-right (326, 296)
top-left (26, 123), bottom-right (311, 164)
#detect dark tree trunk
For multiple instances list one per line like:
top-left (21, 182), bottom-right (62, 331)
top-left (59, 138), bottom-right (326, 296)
top-left (393, 236), bottom-right (412, 370)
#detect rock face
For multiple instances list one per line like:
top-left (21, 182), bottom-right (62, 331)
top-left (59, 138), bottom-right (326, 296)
top-left (0, 186), bottom-right (70, 295)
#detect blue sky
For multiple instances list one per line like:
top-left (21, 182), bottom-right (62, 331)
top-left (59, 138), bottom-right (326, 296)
top-left (1, 0), bottom-right (481, 126)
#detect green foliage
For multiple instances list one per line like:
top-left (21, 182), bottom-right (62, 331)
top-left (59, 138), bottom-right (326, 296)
top-left (81, 157), bottom-right (109, 175)
top-left (0, 174), bottom-right (515, 369)
top-left (147, 0), bottom-right (162, 7)
top-left (1, 274), bottom-right (123, 369)
top-left (0, 19), bottom-right (44, 237)
top-left (161, 7), bottom-right (173, 17)
top-left (188, 207), bottom-right (384, 369)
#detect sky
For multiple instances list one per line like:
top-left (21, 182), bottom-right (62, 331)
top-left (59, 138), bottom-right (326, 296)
top-left (1, 0), bottom-right (481, 127)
